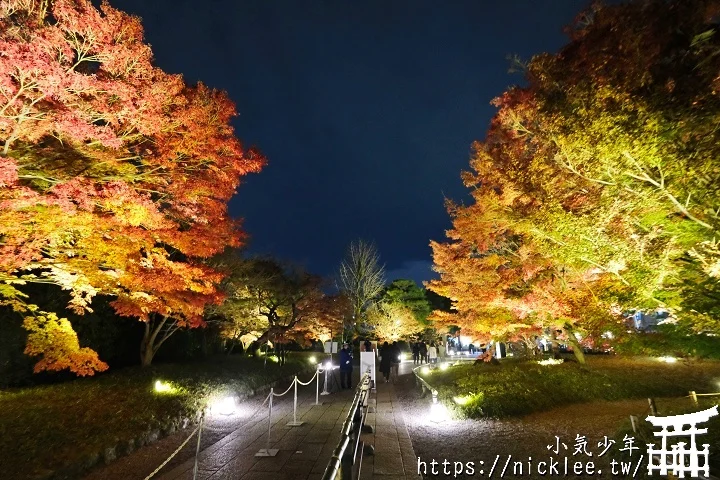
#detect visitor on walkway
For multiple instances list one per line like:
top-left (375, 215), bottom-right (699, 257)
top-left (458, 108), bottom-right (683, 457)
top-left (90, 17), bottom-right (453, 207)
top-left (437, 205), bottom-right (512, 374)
top-left (438, 341), bottom-right (446, 359)
top-left (419, 341), bottom-right (428, 363)
top-left (340, 342), bottom-right (353, 389)
top-left (428, 343), bottom-right (437, 364)
top-left (412, 342), bottom-right (420, 364)
top-left (379, 341), bottom-right (392, 383)
top-left (390, 341), bottom-right (401, 382)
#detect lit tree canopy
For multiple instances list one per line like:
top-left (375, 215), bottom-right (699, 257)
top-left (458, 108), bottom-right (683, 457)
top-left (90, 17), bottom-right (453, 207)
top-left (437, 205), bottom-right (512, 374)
top-left (430, 0), bottom-right (720, 355)
top-left (381, 279), bottom-right (432, 326)
top-left (0, 0), bottom-right (265, 373)
top-left (213, 256), bottom-right (346, 349)
top-left (338, 239), bottom-right (386, 328)
top-left (365, 279), bottom-right (431, 342)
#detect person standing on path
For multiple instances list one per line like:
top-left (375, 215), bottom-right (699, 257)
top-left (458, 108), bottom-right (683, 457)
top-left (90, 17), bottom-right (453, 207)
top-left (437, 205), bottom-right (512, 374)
top-left (340, 342), bottom-right (353, 389)
top-left (379, 341), bottom-right (392, 382)
top-left (428, 343), bottom-right (437, 364)
top-left (419, 341), bottom-right (428, 364)
top-left (390, 341), bottom-right (401, 382)
top-left (412, 342), bottom-right (420, 364)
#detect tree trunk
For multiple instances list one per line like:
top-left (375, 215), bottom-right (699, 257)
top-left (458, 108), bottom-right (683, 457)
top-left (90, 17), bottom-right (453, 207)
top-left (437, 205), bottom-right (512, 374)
top-left (139, 315), bottom-right (175, 367)
top-left (564, 325), bottom-right (586, 364)
top-left (140, 343), bottom-right (155, 367)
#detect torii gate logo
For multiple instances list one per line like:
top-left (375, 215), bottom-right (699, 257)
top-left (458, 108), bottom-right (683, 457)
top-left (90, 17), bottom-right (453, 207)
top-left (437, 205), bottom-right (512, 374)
top-left (646, 405), bottom-right (718, 478)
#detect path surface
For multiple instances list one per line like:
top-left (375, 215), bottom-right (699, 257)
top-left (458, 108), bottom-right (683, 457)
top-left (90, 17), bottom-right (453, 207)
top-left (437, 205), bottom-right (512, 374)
top-left (392, 361), bottom-right (685, 480)
top-left (84, 365), bottom-right (422, 480)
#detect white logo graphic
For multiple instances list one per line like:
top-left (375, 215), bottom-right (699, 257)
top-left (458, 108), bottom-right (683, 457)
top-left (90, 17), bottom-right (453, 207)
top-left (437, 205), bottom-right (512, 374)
top-left (646, 405), bottom-right (718, 478)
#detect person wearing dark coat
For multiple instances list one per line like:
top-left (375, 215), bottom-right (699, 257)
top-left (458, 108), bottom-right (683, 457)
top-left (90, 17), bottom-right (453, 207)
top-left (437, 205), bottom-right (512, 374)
top-left (390, 341), bottom-right (401, 382)
top-left (379, 341), bottom-right (392, 383)
top-left (339, 343), bottom-right (353, 389)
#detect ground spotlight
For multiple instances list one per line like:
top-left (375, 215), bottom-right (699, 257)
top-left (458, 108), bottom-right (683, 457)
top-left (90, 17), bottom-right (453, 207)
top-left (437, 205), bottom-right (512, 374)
top-left (210, 396), bottom-right (237, 416)
top-left (154, 380), bottom-right (176, 394)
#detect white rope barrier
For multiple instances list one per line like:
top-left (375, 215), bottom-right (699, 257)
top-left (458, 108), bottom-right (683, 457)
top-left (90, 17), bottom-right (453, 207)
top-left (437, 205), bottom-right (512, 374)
top-left (143, 422), bottom-right (203, 480)
top-left (272, 379), bottom-right (297, 397)
top-left (296, 370), bottom-right (318, 386)
top-left (146, 367), bottom-right (330, 467)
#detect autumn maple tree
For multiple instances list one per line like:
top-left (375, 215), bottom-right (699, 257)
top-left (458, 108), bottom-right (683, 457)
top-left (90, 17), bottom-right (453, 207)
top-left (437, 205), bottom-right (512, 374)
top-left (0, 0), bottom-right (264, 372)
top-left (212, 256), bottom-right (347, 352)
top-left (430, 0), bottom-right (720, 357)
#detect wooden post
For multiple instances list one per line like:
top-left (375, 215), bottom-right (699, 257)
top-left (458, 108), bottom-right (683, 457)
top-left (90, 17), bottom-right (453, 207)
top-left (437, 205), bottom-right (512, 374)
top-left (690, 391), bottom-right (698, 407)
top-left (630, 415), bottom-right (638, 433)
top-left (648, 398), bottom-right (657, 416)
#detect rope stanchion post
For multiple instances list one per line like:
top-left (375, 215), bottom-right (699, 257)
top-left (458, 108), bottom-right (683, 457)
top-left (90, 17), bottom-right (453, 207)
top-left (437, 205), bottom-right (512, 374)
top-left (321, 364), bottom-right (331, 396)
top-left (690, 390), bottom-right (699, 406)
top-left (287, 377), bottom-right (304, 426)
top-left (314, 366), bottom-right (323, 405)
top-left (255, 389), bottom-right (279, 457)
top-left (191, 412), bottom-right (205, 480)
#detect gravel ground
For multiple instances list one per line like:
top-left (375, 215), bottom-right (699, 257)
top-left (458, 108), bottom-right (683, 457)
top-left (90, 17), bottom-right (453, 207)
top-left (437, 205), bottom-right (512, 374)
top-left (393, 364), bottom-right (680, 480)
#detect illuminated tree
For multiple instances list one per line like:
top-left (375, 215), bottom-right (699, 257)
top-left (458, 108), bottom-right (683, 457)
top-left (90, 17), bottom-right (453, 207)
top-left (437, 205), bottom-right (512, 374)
top-left (381, 279), bottom-right (431, 325)
top-left (430, 0), bottom-right (720, 355)
top-left (215, 257), bottom-right (345, 352)
top-left (338, 239), bottom-right (386, 331)
top-left (0, 0), bottom-right (264, 372)
top-left (365, 301), bottom-right (424, 343)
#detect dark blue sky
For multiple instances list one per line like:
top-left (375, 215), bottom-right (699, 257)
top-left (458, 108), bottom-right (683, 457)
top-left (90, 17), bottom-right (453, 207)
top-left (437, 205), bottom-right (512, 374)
top-left (112, 0), bottom-right (591, 285)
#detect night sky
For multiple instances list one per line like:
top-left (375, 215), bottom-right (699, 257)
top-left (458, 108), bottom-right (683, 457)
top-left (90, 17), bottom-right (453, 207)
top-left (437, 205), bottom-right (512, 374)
top-left (111, 0), bottom-right (591, 285)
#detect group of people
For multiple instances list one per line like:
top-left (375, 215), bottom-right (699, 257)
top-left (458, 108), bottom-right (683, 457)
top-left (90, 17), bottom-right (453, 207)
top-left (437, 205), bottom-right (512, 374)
top-left (411, 341), bottom-right (442, 364)
top-left (337, 338), bottom-right (446, 388)
top-left (379, 341), bottom-right (401, 383)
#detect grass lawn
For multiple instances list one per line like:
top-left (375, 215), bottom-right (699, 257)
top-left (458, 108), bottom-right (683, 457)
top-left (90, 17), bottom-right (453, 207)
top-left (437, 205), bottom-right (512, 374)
top-left (421, 355), bottom-right (720, 419)
top-left (0, 353), bottom-right (316, 480)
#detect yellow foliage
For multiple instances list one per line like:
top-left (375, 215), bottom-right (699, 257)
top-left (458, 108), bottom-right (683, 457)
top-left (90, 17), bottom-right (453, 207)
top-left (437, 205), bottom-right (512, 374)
top-left (23, 312), bottom-right (109, 376)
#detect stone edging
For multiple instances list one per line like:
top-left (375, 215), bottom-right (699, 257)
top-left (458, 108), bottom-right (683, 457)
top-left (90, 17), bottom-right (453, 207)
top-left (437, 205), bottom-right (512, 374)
top-left (43, 365), bottom-right (316, 480)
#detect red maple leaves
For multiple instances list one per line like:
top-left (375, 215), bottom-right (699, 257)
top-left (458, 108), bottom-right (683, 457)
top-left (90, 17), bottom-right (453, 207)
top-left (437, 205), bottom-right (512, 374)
top-left (0, 0), bottom-right (265, 374)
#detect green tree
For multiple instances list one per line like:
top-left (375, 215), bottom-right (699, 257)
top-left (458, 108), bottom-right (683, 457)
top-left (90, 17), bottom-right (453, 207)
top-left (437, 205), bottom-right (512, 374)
top-left (381, 279), bottom-right (432, 326)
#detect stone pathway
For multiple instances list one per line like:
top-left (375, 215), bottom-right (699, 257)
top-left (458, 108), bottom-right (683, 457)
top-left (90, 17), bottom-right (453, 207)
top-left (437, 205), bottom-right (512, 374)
top-left (361, 382), bottom-right (423, 480)
top-left (84, 364), bottom-right (422, 480)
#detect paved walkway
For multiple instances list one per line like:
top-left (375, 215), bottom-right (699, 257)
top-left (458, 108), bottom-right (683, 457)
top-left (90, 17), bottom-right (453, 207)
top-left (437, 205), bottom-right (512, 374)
top-left (361, 381), bottom-right (422, 480)
top-left (85, 364), bottom-right (422, 480)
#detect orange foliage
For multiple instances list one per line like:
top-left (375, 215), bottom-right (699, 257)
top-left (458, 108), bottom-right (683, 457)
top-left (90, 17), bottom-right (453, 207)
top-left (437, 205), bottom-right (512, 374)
top-left (0, 0), bottom-right (264, 374)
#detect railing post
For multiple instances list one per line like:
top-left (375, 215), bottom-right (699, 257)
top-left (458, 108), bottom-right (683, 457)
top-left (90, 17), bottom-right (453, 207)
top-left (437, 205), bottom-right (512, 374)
top-left (287, 377), bottom-right (303, 426)
top-left (255, 389), bottom-right (279, 457)
top-left (192, 412), bottom-right (204, 480)
top-left (315, 367), bottom-right (322, 405)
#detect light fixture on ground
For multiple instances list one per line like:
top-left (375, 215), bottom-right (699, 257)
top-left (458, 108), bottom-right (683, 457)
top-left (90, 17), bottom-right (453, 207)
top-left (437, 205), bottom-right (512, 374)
top-left (420, 366), bottom-right (431, 375)
top-left (209, 395), bottom-right (237, 416)
top-left (309, 355), bottom-right (317, 364)
top-left (658, 356), bottom-right (678, 363)
top-left (453, 394), bottom-right (473, 406)
top-left (537, 358), bottom-right (564, 366)
top-left (429, 390), bottom-right (450, 423)
top-left (440, 362), bottom-right (449, 371)
top-left (154, 380), bottom-right (176, 394)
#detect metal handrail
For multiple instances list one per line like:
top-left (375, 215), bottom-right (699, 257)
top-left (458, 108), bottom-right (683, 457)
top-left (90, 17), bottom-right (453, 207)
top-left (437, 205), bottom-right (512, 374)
top-left (321, 370), bottom-right (371, 480)
top-left (412, 365), bottom-right (438, 396)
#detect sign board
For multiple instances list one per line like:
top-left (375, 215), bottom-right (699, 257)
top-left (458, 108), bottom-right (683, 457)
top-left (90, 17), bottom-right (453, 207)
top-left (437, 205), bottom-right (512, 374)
top-left (323, 341), bottom-right (338, 354)
top-left (360, 351), bottom-right (376, 386)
